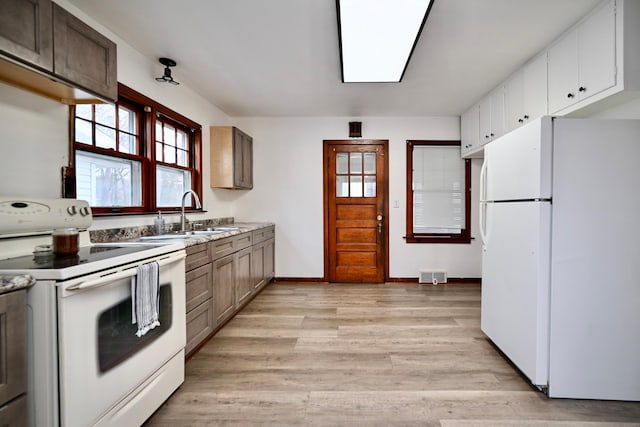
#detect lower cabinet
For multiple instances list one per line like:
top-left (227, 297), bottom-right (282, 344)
top-left (184, 246), bottom-right (214, 356)
top-left (185, 225), bottom-right (275, 357)
top-left (235, 247), bottom-right (253, 306)
top-left (213, 254), bottom-right (235, 325)
top-left (0, 289), bottom-right (27, 425)
top-left (252, 237), bottom-right (275, 290)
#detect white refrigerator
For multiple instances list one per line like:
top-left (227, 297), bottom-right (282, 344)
top-left (480, 116), bottom-right (640, 401)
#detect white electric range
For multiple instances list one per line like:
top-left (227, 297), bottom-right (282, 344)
top-left (0, 197), bottom-right (187, 427)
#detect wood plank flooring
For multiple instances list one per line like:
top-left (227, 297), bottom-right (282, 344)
top-left (145, 283), bottom-right (640, 426)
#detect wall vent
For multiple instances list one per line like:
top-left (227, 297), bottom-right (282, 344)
top-left (419, 270), bottom-right (447, 285)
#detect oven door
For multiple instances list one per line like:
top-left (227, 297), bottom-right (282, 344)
top-left (56, 250), bottom-right (186, 427)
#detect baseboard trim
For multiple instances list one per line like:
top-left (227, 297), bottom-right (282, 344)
top-left (273, 277), bottom-right (481, 284)
top-left (273, 277), bottom-right (329, 284)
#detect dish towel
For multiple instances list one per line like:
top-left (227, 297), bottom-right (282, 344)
top-left (131, 261), bottom-right (160, 337)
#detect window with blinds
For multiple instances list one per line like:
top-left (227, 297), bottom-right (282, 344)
top-left (406, 140), bottom-right (471, 244)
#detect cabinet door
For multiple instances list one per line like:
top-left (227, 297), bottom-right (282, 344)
top-left (52, 3), bottom-right (117, 101)
top-left (479, 96), bottom-right (492, 144)
top-left (252, 242), bottom-right (265, 290)
top-left (505, 69), bottom-right (524, 132)
top-left (185, 300), bottom-right (214, 356)
top-left (233, 129), bottom-right (253, 189)
top-left (461, 104), bottom-right (481, 157)
top-left (235, 247), bottom-right (253, 306)
top-left (490, 86), bottom-right (506, 140)
top-left (0, 0), bottom-right (53, 71)
top-left (213, 254), bottom-right (235, 324)
top-left (264, 238), bottom-right (275, 281)
top-left (548, 30), bottom-right (579, 113)
top-left (522, 52), bottom-right (548, 121)
top-left (578, 0), bottom-right (616, 101)
top-left (0, 290), bottom-right (26, 406)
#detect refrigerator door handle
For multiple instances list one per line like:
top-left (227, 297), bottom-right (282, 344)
top-left (479, 158), bottom-right (488, 246)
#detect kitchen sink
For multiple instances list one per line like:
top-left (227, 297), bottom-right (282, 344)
top-left (138, 230), bottom-right (225, 241)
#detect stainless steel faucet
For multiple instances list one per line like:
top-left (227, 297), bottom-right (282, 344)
top-left (181, 190), bottom-right (202, 232)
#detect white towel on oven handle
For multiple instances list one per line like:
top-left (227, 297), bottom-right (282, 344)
top-left (131, 261), bottom-right (161, 337)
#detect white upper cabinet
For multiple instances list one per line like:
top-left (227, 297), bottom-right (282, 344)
top-left (479, 86), bottom-right (505, 145)
top-left (461, 0), bottom-right (640, 159)
top-left (461, 103), bottom-right (482, 158)
top-left (548, 0), bottom-right (615, 113)
top-left (506, 52), bottom-right (548, 132)
top-left (489, 86), bottom-right (506, 140)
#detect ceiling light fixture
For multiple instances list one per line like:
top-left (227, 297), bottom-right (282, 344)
top-left (155, 57), bottom-right (180, 85)
top-left (336, 0), bottom-right (434, 83)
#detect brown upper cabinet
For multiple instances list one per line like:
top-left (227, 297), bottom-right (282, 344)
top-left (0, 0), bottom-right (53, 71)
top-left (0, 0), bottom-right (117, 103)
top-left (210, 126), bottom-right (253, 190)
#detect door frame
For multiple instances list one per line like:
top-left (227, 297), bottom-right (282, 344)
top-left (322, 139), bottom-right (390, 282)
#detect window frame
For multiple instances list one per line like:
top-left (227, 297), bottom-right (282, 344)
top-left (405, 140), bottom-right (471, 244)
top-left (70, 83), bottom-right (203, 216)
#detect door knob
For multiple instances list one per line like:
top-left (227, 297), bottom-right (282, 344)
top-left (377, 215), bottom-right (383, 221)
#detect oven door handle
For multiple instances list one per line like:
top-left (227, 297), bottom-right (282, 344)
top-left (66, 254), bottom-right (182, 291)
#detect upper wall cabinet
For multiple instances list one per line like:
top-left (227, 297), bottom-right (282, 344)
top-left (0, 0), bottom-right (53, 71)
top-left (460, 103), bottom-right (482, 158)
top-left (548, 0), bottom-right (640, 115)
top-left (548, 0), bottom-right (615, 114)
top-left (462, 0), bottom-right (640, 159)
top-left (505, 52), bottom-right (548, 132)
top-left (479, 85), bottom-right (505, 145)
top-left (0, 0), bottom-right (117, 103)
top-left (52, 3), bottom-right (117, 101)
top-left (210, 126), bottom-right (253, 190)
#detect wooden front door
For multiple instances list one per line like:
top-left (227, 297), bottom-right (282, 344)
top-left (323, 140), bottom-right (388, 283)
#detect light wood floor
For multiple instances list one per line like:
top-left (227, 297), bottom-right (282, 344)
top-left (145, 283), bottom-right (640, 426)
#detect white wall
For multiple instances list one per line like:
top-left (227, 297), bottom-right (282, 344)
top-left (233, 116), bottom-right (483, 279)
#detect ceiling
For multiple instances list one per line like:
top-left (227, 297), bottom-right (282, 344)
top-left (68, 0), bottom-right (601, 117)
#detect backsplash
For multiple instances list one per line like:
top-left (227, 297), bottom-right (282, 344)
top-left (90, 217), bottom-right (234, 243)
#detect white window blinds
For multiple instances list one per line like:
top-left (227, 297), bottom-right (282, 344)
top-left (412, 145), bottom-right (465, 234)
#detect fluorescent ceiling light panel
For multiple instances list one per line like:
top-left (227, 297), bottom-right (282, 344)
top-left (338, 0), bottom-right (433, 83)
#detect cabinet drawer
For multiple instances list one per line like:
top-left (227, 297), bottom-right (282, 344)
top-left (185, 243), bottom-right (211, 271)
top-left (185, 263), bottom-right (212, 312)
top-left (234, 232), bottom-right (252, 251)
top-left (185, 299), bottom-right (214, 356)
top-left (252, 226), bottom-right (274, 244)
top-left (212, 236), bottom-right (235, 259)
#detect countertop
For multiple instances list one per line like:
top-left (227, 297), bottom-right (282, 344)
top-left (0, 274), bottom-right (35, 295)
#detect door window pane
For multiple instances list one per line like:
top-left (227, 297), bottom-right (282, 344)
top-left (336, 176), bottom-right (349, 197)
top-left (364, 153), bottom-right (376, 174)
top-left (337, 153), bottom-right (348, 174)
top-left (350, 152), bottom-right (362, 173)
top-left (364, 176), bottom-right (376, 197)
top-left (350, 176), bottom-right (363, 197)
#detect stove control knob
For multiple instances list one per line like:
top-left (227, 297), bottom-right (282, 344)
top-left (67, 205), bottom-right (78, 216)
top-left (79, 206), bottom-right (91, 216)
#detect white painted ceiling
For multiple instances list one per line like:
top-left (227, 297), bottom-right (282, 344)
top-left (68, 0), bottom-right (601, 117)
